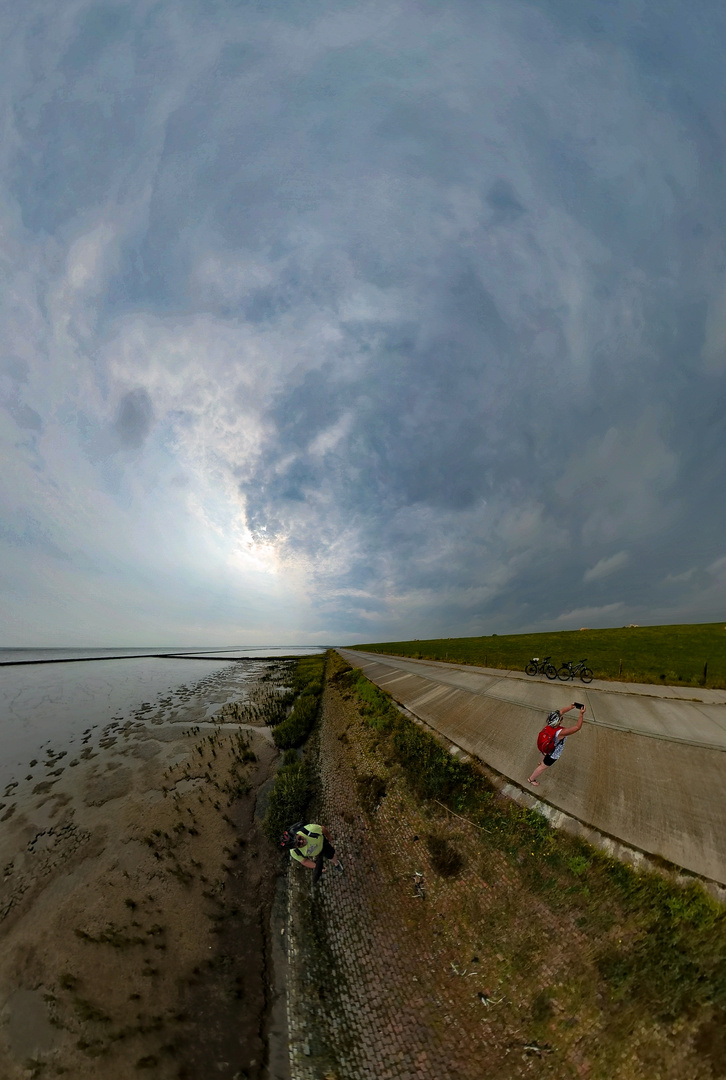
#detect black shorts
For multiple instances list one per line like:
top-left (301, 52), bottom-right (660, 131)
top-left (312, 839), bottom-right (336, 883)
top-left (543, 754), bottom-right (557, 767)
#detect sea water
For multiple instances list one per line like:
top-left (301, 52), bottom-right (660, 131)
top-left (0, 646), bottom-right (325, 790)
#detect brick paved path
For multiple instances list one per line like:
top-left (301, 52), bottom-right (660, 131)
top-left (284, 675), bottom-right (562, 1080)
top-left (286, 692), bottom-right (451, 1079)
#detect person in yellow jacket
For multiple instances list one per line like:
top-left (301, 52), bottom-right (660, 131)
top-left (289, 823), bottom-right (344, 883)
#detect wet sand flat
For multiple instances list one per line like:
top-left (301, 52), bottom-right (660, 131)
top-left (0, 663), bottom-right (289, 1080)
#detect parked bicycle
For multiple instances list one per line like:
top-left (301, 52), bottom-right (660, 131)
top-left (557, 658), bottom-right (594, 683)
top-left (525, 656), bottom-right (558, 679)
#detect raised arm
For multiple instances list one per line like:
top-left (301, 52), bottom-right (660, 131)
top-left (558, 706), bottom-right (585, 738)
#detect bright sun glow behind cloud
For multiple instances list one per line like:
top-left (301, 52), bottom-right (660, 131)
top-left (2, 0), bottom-right (726, 645)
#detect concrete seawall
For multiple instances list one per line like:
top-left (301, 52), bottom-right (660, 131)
top-left (340, 650), bottom-right (726, 889)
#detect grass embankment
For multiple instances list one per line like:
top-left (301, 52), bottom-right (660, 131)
top-left (340, 658), bottom-right (726, 1069)
top-left (352, 621), bottom-right (726, 687)
top-left (263, 654), bottom-right (325, 844)
top-left (271, 655), bottom-right (325, 750)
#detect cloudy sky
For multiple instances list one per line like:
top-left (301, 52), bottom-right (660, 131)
top-left (2, 0), bottom-right (726, 646)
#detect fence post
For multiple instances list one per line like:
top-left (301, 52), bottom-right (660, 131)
top-left (619, 659), bottom-right (622, 676)
top-left (704, 661), bottom-right (708, 683)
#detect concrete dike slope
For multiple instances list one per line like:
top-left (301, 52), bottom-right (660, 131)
top-left (339, 649), bottom-right (726, 889)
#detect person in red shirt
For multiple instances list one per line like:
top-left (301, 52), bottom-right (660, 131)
top-left (527, 703), bottom-right (585, 786)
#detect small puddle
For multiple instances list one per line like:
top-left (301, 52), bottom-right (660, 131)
top-left (3, 987), bottom-right (58, 1060)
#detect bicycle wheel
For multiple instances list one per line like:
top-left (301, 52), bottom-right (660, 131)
top-left (557, 666), bottom-right (573, 681)
top-left (580, 667), bottom-right (594, 684)
top-left (544, 664), bottom-right (558, 680)
top-left (525, 662), bottom-right (538, 676)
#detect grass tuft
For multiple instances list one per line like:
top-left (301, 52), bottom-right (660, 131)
top-left (356, 773), bottom-right (387, 815)
top-left (263, 761), bottom-right (311, 843)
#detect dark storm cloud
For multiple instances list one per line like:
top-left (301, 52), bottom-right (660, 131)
top-left (213, 0), bottom-right (726, 633)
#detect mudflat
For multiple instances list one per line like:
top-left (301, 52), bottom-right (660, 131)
top-left (0, 667), bottom-right (283, 1080)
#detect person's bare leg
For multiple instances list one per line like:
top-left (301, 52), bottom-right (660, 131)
top-left (527, 761), bottom-right (548, 785)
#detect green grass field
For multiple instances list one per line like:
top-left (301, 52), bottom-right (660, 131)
top-left (350, 622), bottom-right (726, 688)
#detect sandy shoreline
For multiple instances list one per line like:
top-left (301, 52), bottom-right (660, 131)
top-left (0, 664), bottom-right (288, 1079)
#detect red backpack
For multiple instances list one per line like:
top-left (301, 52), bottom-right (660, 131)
top-left (537, 724), bottom-right (560, 755)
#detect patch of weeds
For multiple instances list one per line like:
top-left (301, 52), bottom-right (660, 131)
top-left (75, 923), bottom-right (145, 948)
top-left (356, 773), bottom-right (387, 815)
top-left (522, 865), bottom-right (559, 896)
top-left (73, 997), bottom-right (112, 1024)
top-left (425, 833), bottom-right (465, 878)
top-left (586, 861), bottom-right (726, 1017)
top-left (273, 692), bottom-right (319, 749)
top-left (134, 1013), bottom-right (164, 1035)
top-left (531, 991), bottom-right (554, 1021)
top-left (76, 1036), bottom-right (108, 1057)
top-left (390, 714), bottom-right (484, 810)
top-left (694, 1007), bottom-right (726, 1073)
top-left (167, 861), bottom-right (194, 885)
top-left (271, 656), bottom-right (326, 748)
top-left (263, 760), bottom-right (312, 842)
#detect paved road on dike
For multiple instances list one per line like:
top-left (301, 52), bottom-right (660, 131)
top-left (338, 649), bottom-right (726, 888)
